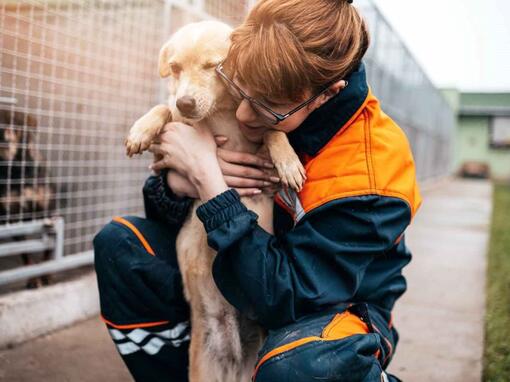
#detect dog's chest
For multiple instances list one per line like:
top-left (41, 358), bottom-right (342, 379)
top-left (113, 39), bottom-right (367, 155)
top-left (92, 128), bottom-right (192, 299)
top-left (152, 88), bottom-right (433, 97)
top-left (197, 114), bottom-right (259, 154)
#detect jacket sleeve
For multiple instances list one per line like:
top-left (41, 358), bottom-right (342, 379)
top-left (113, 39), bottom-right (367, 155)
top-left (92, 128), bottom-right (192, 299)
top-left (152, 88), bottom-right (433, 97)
top-left (143, 170), bottom-right (194, 226)
top-left (196, 189), bottom-right (411, 329)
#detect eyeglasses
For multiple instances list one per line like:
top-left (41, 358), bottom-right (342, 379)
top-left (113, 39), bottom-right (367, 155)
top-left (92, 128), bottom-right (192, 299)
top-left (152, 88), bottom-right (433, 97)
top-left (215, 62), bottom-right (347, 126)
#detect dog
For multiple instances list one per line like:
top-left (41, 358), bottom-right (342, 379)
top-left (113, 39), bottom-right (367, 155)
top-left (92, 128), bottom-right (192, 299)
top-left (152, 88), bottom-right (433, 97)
top-left (125, 21), bottom-right (306, 381)
top-left (0, 109), bottom-right (58, 288)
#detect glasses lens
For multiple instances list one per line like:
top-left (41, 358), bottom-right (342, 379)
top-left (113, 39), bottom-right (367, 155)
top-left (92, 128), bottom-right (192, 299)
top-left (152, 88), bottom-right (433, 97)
top-left (217, 65), bottom-right (279, 125)
top-left (218, 77), bottom-right (242, 101)
top-left (250, 102), bottom-right (278, 125)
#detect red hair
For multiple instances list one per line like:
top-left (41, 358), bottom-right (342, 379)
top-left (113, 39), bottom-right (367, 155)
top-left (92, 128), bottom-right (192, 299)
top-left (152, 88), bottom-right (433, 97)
top-left (225, 0), bottom-right (369, 102)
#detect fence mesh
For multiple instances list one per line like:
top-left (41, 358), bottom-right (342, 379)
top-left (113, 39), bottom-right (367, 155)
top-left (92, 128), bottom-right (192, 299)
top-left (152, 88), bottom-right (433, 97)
top-left (0, 0), bottom-right (454, 280)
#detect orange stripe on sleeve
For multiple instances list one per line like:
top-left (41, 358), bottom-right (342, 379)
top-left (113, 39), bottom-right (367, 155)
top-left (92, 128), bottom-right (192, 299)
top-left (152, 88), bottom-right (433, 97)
top-left (112, 216), bottom-right (156, 256)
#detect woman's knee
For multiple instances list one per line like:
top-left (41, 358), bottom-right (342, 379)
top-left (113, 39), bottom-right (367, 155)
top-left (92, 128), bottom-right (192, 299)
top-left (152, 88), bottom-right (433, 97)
top-left (254, 333), bottom-right (383, 382)
top-left (93, 216), bottom-right (179, 275)
top-left (93, 216), bottom-right (188, 325)
top-left (253, 306), bottom-right (388, 382)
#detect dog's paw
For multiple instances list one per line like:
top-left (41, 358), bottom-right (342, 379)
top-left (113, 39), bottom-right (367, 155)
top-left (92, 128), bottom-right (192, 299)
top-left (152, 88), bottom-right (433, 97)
top-left (264, 130), bottom-right (306, 192)
top-left (273, 152), bottom-right (307, 192)
top-left (125, 126), bottom-right (154, 157)
top-left (125, 105), bottom-right (171, 157)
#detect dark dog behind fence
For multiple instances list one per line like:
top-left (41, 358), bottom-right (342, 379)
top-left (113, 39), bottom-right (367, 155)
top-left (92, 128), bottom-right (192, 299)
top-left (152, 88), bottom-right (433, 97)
top-left (0, 109), bottom-right (62, 288)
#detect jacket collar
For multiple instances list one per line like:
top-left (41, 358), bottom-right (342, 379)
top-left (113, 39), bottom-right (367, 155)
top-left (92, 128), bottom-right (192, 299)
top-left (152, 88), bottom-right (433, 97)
top-left (288, 62), bottom-right (369, 157)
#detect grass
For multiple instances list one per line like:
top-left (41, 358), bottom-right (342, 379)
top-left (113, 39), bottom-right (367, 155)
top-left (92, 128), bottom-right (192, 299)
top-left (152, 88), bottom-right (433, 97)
top-left (483, 182), bottom-right (510, 382)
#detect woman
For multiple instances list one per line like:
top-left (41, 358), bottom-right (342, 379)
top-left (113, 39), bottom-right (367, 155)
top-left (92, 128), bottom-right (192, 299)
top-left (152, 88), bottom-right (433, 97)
top-left (94, 0), bottom-right (421, 380)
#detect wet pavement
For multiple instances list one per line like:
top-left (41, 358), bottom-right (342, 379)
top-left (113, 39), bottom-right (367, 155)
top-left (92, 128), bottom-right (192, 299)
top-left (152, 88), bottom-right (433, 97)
top-left (387, 179), bottom-right (492, 381)
top-left (0, 178), bottom-right (492, 382)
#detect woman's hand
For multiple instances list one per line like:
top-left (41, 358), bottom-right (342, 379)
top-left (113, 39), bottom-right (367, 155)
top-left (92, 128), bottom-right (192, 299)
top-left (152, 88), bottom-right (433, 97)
top-left (215, 136), bottom-right (280, 196)
top-left (149, 122), bottom-right (227, 201)
top-left (149, 122), bottom-right (218, 176)
top-left (148, 123), bottom-right (281, 199)
top-left (162, 138), bottom-right (281, 198)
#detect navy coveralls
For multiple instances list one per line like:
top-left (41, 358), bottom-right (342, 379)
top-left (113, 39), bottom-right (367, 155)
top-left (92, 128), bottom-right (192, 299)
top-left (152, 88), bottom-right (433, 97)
top-left (94, 63), bottom-right (421, 381)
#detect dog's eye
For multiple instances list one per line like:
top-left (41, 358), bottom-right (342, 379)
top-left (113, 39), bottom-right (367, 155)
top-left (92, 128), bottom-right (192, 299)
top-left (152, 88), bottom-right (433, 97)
top-left (170, 62), bottom-right (182, 75)
top-left (202, 62), bottom-right (217, 70)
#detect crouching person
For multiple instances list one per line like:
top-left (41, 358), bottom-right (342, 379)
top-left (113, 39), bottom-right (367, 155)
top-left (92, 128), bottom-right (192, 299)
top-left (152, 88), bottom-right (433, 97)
top-left (123, 1), bottom-right (420, 381)
top-left (96, 0), bottom-right (421, 380)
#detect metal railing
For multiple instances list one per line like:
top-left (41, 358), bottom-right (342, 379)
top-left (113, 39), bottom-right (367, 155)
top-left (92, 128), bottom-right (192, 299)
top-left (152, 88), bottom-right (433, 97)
top-left (0, 0), bottom-right (454, 287)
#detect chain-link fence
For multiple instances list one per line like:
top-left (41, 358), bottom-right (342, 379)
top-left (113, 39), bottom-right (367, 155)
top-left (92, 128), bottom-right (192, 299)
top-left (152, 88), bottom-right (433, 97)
top-left (0, 0), bottom-right (254, 288)
top-left (0, 0), bottom-right (454, 288)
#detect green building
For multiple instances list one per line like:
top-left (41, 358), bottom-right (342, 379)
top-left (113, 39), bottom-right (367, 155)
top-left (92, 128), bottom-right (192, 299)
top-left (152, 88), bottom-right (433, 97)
top-left (446, 92), bottom-right (510, 180)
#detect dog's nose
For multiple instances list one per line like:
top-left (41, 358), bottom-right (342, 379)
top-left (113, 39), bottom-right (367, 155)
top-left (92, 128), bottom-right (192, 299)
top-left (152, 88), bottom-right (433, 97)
top-left (176, 96), bottom-right (196, 115)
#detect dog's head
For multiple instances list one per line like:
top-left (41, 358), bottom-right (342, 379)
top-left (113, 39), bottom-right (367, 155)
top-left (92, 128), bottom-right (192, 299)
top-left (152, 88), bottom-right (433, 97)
top-left (159, 21), bottom-right (234, 122)
top-left (0, 110), bottom-right (39, 162)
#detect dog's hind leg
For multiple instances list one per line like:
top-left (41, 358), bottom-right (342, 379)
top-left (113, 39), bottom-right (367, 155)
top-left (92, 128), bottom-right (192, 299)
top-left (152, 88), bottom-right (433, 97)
top-left (188, 313), bottom-right (224, 382)
top-left (125, 104), bottom-right (172, 156)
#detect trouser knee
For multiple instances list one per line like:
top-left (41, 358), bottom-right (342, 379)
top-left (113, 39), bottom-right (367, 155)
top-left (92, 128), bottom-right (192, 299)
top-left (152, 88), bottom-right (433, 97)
top-left (253, 305), bottom-right (396, 382)
top-left (255, 333), bottom-right (383, 382)
top-left (93, 216), bottom-right (189, 326)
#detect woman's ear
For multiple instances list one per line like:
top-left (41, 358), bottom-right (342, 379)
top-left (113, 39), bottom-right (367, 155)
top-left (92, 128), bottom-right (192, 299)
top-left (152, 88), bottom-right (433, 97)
top-left (309, 79), bottom-right (348, 110)
top-left (329, 79), bottom-right (348, 96)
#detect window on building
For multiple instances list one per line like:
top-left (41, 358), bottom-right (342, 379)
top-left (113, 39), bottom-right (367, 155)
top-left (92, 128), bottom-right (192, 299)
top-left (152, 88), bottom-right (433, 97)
top-left (490, 117), bottom-right (510, 149)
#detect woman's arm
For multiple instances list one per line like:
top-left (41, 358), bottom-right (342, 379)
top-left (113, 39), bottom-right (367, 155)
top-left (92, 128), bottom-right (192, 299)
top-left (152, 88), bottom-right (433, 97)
top-left (142, 121), bottom-right (413, 329)
top-left (195, 189), bottom-right (412, 329)
top-left (143, 125), bottom-right (279, 224)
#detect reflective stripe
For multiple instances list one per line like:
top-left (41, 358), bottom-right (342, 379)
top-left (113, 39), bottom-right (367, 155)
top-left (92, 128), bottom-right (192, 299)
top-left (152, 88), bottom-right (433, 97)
top-left (276, 188), bottom-right (305, 224)
top-left (108, 328), bottom-right (126, 341)
top-left (114, 333), bottom-right (190, 356)
top-left (108, 321), bottom-right (189, 341)
top-left (142, 337), bottom-right (166, 355)
top-left (109, 321), bottom-right (190, 356)
top-left (171, 334), bottom-right (191, 347)
top-left (127, 328), bottom-right (151, 344)
top-left (156, 321), bottom-right (189, 340)
top-left (117, 341), bottom-right (140, 355)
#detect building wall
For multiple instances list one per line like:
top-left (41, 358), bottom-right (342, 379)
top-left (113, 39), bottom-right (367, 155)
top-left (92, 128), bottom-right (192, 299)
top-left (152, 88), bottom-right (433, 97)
top-left (456, 116), bottom-right (510, 179)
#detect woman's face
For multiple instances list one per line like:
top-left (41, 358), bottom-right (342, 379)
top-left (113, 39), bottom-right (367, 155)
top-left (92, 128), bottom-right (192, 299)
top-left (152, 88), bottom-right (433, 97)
top-left (234, 81), bottom-right (317, 144)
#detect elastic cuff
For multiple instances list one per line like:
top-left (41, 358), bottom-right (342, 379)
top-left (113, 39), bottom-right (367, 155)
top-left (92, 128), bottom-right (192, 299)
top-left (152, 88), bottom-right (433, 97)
top-left (143, 173), bottom-right (193, 225)
top-left (196, 189), bottom-right (248, 232)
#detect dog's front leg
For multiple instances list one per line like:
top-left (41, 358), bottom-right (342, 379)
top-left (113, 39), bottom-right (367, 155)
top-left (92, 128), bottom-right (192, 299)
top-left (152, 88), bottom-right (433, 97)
top-left (125, 104), bottom-right (172, 157)
top-left (263, 130), bottom-right (306, 191)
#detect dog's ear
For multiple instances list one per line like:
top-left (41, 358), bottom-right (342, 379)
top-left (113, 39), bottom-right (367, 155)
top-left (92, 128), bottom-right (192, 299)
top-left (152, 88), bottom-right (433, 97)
top-left (158, 40), bottom-right (174, 78)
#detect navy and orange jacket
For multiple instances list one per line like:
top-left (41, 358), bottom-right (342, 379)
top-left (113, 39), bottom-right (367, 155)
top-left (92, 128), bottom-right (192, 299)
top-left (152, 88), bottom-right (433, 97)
top-left (143, 62), bottom-right (422, 331)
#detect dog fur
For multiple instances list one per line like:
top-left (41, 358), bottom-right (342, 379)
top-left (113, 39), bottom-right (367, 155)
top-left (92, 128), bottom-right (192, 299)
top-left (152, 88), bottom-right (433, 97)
top-left (125, 21), bottom-right (306, 381)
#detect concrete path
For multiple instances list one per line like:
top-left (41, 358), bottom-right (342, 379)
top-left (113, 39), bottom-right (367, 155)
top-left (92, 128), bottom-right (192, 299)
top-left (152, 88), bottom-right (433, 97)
top-left (0, 178), bottom-right (492, 382)
top-left (387, 178), bottom-right (492, 381)
top-left (0, 318), bottom-right (132, 382)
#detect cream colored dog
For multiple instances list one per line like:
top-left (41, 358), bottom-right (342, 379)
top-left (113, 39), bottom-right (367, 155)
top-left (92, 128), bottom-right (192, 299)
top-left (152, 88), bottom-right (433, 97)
top-left (125, 21), bottom-right (305, 382)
